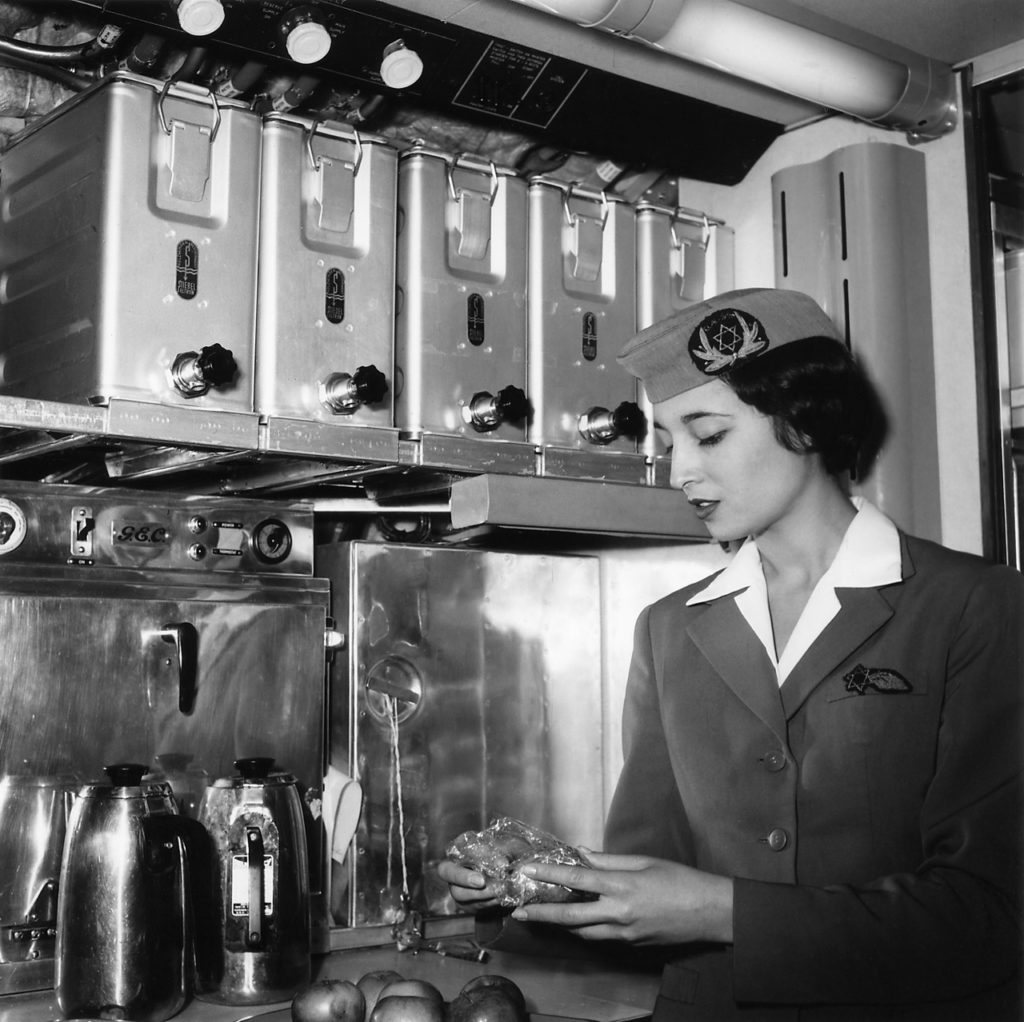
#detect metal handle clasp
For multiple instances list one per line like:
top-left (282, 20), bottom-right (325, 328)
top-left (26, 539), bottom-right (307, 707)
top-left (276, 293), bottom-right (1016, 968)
top-left (305, 117), bottom-right (363, 175)
top-left (156, 78), bottom-right (222, 142)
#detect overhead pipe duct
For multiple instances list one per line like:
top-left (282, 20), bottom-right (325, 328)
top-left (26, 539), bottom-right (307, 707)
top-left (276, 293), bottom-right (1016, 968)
top-left (505, 0), bottom-right (957, 141)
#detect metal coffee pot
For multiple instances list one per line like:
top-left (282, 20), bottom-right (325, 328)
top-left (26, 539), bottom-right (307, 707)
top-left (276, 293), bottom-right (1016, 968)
top-left (195, 757), bottom-right (311, 1005)
top-left (55, 763), bottom-right (195, 1022)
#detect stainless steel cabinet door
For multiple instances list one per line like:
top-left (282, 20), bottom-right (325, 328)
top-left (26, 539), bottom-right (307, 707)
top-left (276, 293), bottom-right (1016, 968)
top-left (323, 541), bottom-right (603, 927)
top-left (0, 591), bottom-right (327, 792)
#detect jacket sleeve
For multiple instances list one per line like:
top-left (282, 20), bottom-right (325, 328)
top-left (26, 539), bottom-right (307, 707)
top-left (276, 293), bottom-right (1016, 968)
top-left (732, 564), bottom-right (1024, 1005)
top-left (604, 604), bottom-right (695, 863)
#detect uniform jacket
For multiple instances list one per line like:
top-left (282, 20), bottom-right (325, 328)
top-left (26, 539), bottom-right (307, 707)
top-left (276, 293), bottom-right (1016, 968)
top-left (604, 532), bottom-right (1024, 1021)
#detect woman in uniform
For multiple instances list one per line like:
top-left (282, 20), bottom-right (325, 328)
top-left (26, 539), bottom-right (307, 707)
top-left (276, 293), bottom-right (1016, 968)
top-left (438, 287), bottom-right (1024, 1020)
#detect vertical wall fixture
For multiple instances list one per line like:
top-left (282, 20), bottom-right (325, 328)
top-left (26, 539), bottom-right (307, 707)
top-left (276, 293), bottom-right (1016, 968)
top-left (634, 204), bottom-right (733, 473)
top-left (503, 0), bottom-right (957, 141)
top-left (772, 143), bottom-right (941, 542)
top-left (1005, 248), bottom-right (1024, 567)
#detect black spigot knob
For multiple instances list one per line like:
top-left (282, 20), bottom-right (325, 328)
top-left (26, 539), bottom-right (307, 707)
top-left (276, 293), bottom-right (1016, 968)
top-left (612, 400), bottom-right (646, 440)
top-left (578, 400), bottom-right (646, 444)
top-left (319, 365), bottom-right (388, 414)
top-left (104, 763), bottom-right (149, 788)
top-left (353, 364), bottom-right (388, 404)
top-left (461, 385), bottom-right (530, 432)
top-left (235, 757), bottom-right (276, 779)
top-left (195, 343), bottom-right (237, 387)
top-left (155, 752), bottom-right (194, 771)
top-left (495, 385), bottom-right (528, 423)
top-left (171, 342), bottom-right (237, 396)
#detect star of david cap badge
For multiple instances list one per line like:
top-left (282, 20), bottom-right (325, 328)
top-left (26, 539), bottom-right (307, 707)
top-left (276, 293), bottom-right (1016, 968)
top-left (688, 307), bottom-right (769, 375)
top-left (617, 287), bottom-right (843, 403)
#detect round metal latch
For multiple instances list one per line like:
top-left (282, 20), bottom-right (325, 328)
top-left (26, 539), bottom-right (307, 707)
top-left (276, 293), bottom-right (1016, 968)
top-left (364, 655), bottom-right (422, 726)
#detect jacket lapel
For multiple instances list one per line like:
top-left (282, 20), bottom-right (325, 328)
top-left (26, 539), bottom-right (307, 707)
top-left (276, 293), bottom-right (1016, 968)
top-left (686, 534), bottom-right (915, 730)
top-left (688, 599), bottom-right (787, 739)
top-left (780, 532), bottom-right (916, 717)
top-left (780, 586), bottom-right (896, 718)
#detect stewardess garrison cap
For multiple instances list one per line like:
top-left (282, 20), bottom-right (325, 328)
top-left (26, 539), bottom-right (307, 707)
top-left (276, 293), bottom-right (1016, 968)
top-left (618, 287), bottom-right (842, 403)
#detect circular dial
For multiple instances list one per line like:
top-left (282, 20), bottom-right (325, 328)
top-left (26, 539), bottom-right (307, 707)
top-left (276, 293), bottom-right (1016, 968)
top-left (0, 498), bottom-right (27, 554)
top-left (251, 518), bottom-right (292, 564)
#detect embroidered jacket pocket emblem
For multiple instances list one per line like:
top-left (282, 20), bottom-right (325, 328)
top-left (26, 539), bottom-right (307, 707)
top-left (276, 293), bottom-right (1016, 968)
top-left (843, 663), bottom-right (913, 695)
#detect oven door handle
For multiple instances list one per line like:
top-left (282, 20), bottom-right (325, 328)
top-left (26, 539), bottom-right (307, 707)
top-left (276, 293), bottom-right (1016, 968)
top-left (159, 622), bottom-right (199, 714)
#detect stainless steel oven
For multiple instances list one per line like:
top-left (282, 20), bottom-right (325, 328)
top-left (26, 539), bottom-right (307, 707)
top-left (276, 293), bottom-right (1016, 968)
top-left (0, 480), bottom-right (332, 995)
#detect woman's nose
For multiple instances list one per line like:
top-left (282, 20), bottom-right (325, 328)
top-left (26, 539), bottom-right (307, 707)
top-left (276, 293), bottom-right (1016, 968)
top-left (669, 445), bottom-right (696, 490)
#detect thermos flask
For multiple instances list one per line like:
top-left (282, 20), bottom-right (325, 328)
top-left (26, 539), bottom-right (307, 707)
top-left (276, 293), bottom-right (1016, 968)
top-left (196, 757), bottom-right (311, 1005)
top-left (56, 763), bottom-right (193, 1022)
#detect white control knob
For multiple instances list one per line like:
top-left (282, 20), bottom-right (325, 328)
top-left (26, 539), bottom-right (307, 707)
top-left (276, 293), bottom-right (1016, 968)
top-left (285, 20), bottom-right (332, 64)
top-left (380, 42), bottom-right (424, 88)
top-left (175, 0), bottom-right (225, 36)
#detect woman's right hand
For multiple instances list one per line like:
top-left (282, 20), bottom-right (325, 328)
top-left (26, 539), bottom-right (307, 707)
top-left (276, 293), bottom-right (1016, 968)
top-left (436, 858), bottom-right (505, 912)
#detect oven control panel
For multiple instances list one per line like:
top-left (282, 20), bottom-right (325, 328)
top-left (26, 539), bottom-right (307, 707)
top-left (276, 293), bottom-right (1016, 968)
top-left (0, 482), bottom-right (314, 574)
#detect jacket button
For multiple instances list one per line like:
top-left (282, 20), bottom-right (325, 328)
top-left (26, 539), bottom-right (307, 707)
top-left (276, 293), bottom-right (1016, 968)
top-left (767, 827), bottom-right (789, 851)
top-left (763, 750), bottom-right (786, 772)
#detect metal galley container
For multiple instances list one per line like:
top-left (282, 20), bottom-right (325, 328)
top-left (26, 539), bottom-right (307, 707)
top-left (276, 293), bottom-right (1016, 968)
top-left (394, 148), bottom-right (533, 474)
top-left (256, 115), bottom-right (400, 463)
top-left (527, 178), bottom-right (643, 483)
top-left (0, 72), bottom-right (260, 420)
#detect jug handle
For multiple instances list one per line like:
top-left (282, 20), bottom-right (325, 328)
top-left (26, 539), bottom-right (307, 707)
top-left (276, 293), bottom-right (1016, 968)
top-left (245, 826), bottom-right (264, 949)
top-left (159, 623), bottom-right (199, 713)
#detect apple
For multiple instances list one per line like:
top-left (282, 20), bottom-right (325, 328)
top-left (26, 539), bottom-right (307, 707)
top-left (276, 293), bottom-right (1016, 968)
top-left (378, 979), bottom-right (444, 1006)
top-left (357, 970), bottom-right (406, 1020)
top-left (460, 975), bottom-right (528, 1014)
top-left (292, 979), bottom-right (367, 1022)
top-left (448, 984), bottom-right (529, 1022)
top-left (369, 994), bottom-right (445, 1022)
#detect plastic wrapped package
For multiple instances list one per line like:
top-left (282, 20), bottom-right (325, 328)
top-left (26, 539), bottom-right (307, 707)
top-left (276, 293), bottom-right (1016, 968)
top-left (445, 817), bottom-right (592, 907)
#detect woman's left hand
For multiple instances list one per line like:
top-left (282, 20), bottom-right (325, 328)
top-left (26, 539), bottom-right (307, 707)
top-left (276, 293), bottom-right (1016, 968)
top-left (509, 851), bottom-right (733, 946)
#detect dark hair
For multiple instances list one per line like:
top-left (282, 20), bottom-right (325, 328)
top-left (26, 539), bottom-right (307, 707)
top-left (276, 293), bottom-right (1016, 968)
top-left (719, 336), bottom-right (888, 480)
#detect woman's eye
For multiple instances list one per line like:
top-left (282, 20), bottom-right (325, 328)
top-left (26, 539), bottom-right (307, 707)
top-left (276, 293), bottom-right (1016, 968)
top-left (697, 431), bottom-right (726, 447)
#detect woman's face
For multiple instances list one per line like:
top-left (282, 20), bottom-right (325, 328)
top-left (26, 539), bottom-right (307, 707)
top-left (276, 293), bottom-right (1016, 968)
top-left (654, 379), bottom-right (821, 543)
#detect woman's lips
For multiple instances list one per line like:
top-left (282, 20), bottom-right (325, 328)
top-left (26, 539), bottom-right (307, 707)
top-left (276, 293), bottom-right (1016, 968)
top-left (689, 499), bottom-right (718, 521)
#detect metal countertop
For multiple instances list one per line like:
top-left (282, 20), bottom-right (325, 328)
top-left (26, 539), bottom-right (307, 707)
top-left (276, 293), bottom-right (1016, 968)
top-left (0, 946), bottom-right (659, 1022)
